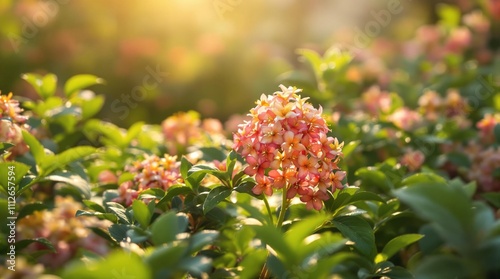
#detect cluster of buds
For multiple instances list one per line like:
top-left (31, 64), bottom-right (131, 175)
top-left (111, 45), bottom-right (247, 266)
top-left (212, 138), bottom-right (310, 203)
top-left (16, 196), bottom-right (110, 268)
top-left (113, 154), bottom-right (182, 206)
top-left (0, 92), bottom-right (29, 157)
top-left (233, 85), bottom-right (345, 210)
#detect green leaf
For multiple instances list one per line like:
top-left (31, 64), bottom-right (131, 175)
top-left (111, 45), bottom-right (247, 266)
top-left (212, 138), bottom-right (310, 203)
top-left (108, 224), bottom-right (133, 243)
top-left (83, 200), bottom-right (106, 213)
top-left (393, 182), bottom-right (475, 255)
top-left (151, 212), bottom-right (188, 245)
top-left (400, 173), bottom-right (447, 187)
top-left (17, 202), bottom-right (48, 220)
top-left (125, 121), bottom-right (144, 144)
top-left (81, 95), bottom-right (105, 119)
top-left (445, 152), bottom-right (471, 168)
top-left (188, 230), bottom-right (219, 253)
top-left (44, 171), bottom-right (91, 199)
top-left (132, 200), bottom-right (152, 229)
top-left (482, 192), bottom-right (500, 208)
top-left (414, 255), bottom-right (472, 279)
top-left (284, 213), bottom-right (329, 246)
top-left (203, 185), bottom-right (232, 214)
top-left (494, 124), bottom-right (500, 144)
top-left (64, 74), bottom-right (104, 97)
top-left (342, 140), bottom-right (360, 158)
top-left (145, 242), bottom-right (188, 275)
top-left (76, 210), bottom-right (118, 223)
top-left (40, 146), bottom-right (96, 175)
top-left (62, 251), bottom-right (150, 279)
top-left (40, 73), bottom-right (57, 99)
top-left (127, 227), bottom-right (150, 243)
top-left (84, 120), bottom-right (125, 147)
top-left (157, 185), bottom-right (193, 208)
top-left (106, 202), bottom-right (131, 224)
top-left (251, 224), bottom-right (297, 264)
top-left (0, 142), bottom-right (15, 154)
top-left (178, 256), bottom-right (213, 276)
top-left (376, 234), bottom-right (424, 263)
top-left (355, 167), bottom-right (391, 192)
top-left (234, 180), bottom-right (260, 199)
top-left (21, 73), bottom-right (43, 97)
top-left (180, 156), bottom-right (192, 180)
top-left (22, 130), bottom-right (45, 165)
top-left (198, 147), bottom-right (226, 161)
top-left (238, 250), bottom-right (268, 279)
top-left (437, 3), bottom-right (461, 28)
top-left (237, 202), bottom-right (272, 226)
top-left (333, 215), bottom-right (376, 259)
top-left (226, 150), bottom-right (237, 179)
top-left (297, 231), bottom-right (346, 260)
top-left (349, 191), bottom-right (385, 204)
top-left (297, 48), bottom-right (322, 74)
top-left (16, 237), bottom-right (56, 253)
top-left (0, 162), bottom-right (31, 193)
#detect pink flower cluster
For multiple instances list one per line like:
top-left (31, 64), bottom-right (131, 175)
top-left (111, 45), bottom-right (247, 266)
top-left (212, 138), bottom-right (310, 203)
top-left (233, 85), bottom-right (345, 210)
top-left (400, 149), bottom-right (425, 172)
top-left (418, 89), bottom-right (471, 127)
top-left (16, 196), bottom-right (110, 268)
top-left (466, 144), bottom-right (500, 192)
top-left (113, 154), bottom-right (182, 206)
top-left (162, 110), bottom-right (226, 154)
top-left (477, 113), bottom-right (500, 144)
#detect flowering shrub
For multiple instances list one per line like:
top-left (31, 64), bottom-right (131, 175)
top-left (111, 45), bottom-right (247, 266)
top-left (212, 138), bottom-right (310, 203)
top-left (112, 154), bottom-right (182, 206)
top-left (1, 3), bottom-right (500, 279)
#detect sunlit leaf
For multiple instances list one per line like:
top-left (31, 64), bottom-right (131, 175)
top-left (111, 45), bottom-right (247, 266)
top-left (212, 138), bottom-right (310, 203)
top-left (203, 185), bottom-right (232, 214)
top-left (64, 74), bottom-right (105, 97)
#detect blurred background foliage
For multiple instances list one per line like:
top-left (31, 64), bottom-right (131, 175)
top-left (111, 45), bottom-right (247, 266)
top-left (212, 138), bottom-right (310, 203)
top-left (0, 0), bottom-right (494, 127)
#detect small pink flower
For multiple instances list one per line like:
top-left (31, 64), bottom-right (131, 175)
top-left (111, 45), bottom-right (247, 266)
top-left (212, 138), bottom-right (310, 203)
top-left (445, 89), bottom-right (469, 117)
top-left (445, 27), bottom-right (472, 54)
top-left (463, 11), bottom-right (490, 33)
top-left (488, 0), bottom-right (500, 20)
top-left (300, 189), bottom-right (329, 210)
top-left (361, 86), bottom-right (392, 116)
top-left (389, 107), bottom-right (422, 131)
top-left (400, 150), bottom-right (425, 172)
top-left (98, 170), bottom-right (118, 184)
top-left (418, 90), bottom-right (443, 121)
top-left (477, 113), bottom-right (500, 144)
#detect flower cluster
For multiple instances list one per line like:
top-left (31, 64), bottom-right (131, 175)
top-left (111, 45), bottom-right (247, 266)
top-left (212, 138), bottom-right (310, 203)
top-left (417, 89), bottom-right (471, 128)
top-left (233, 85), bottom-right (345, 210)
top-left (466, 143), bottom-right (500, 192)
top-left (16, 196), bottom-right (110, 268)
top-left (113, 154), bottom-right (182, 206)
top-left (477, 113), bottom-right (500, 144)
top-left (0, 92), bottom-right (29, 157)
top-left (162, 110), bottom-right (227, 155)
top-left (400, 149), bottom-right (425, 172)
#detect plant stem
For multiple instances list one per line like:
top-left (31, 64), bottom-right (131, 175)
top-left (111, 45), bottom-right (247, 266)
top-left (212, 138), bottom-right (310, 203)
top-left (276, 185), bottom-right (289, 228)
top-left (263, 196), bottom-right (274, 226)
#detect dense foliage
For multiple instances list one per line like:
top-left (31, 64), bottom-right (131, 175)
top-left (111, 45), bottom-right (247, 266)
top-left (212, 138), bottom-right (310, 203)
top-left (1, 2), bottom-right (500, 279)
